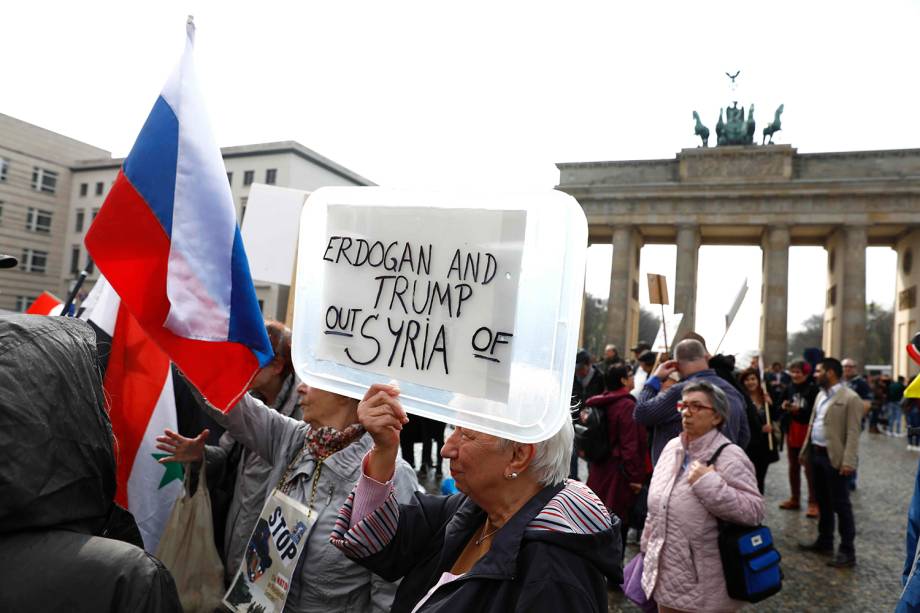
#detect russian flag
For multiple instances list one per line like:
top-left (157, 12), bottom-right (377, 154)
top-left (86, 18), bottom-right (272, 411)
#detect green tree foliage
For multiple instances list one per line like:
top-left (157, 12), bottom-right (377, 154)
top-left (786, 302), bottom-right (893, 364)
top-left (865, 302), bottom-right (893, 364)
top-left (582, 296), bottom-right (659, 358)
top-left (638, 307), bottom-right (661, 347)
top-left (787, 313), bottom-right (823, 360)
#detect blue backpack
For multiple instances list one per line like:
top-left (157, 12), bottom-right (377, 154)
top-left (707, 443), bottom-right (783, 603)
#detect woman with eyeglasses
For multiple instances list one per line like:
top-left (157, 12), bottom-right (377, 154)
top-left (639, 380), bottom-right (764, 612)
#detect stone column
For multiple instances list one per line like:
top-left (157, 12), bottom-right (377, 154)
top-left (823, 226), bottom-right (867, 365)
top-left (894, 229), bottom-right (920, 381)
top-left (674, 225), bottom-right (700, 339)
top-left (606, 226), bottom-right (642, 353)
top-left (759, 226), bottom-right (790, 366)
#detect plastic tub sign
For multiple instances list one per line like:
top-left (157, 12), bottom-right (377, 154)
top-left (317, 205), bottom-right (525, 403)
top-left (293, 188), bottom-right (587, 443)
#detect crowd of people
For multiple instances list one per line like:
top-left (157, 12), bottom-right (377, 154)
top-left (568, 335), bottom-right (920, 610)
top-left (4, 308), bottom-right (919, 612)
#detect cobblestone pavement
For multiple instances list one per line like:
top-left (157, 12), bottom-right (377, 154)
top-left (608, 430), bottom-right (918, 612)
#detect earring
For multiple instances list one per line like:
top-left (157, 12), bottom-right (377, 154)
top-left (505, 472), bottom-right (518, 480)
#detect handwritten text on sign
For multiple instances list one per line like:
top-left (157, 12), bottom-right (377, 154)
top-left (316, 205), bottom-right (526, 403)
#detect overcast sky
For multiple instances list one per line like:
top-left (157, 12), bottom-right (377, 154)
top-left (3, 1), bottom-right (917, 355)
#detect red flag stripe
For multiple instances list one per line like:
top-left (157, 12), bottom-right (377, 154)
top-left (104, 304), bottom-right (172, 507)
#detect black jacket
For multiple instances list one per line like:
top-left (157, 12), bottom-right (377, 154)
top-left (350, 482), bottom-right (620, 613)
top-left (782, 379), bottom-right (819, 429)
top-left (572, 364), bottom-right (606, 409)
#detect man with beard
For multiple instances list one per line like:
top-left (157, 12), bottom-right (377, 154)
top-left (798, 357), bottom-right (862, 568)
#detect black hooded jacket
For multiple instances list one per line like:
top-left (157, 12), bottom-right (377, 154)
top-left (0, 315), bottom-right (181, 613)
top-left (335, 480), bottom-right (621, 613)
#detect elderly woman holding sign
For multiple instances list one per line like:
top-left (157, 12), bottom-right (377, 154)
top-left (330, 383), bottom-right (621, 613)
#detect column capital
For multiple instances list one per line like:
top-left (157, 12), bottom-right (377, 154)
top-left (762, 225), bottom-right (791, 248)
top-left (676, 223), bottom-right (701, 236)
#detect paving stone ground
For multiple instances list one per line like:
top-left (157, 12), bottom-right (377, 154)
top-left (410, 427), bottom-right (917, 611)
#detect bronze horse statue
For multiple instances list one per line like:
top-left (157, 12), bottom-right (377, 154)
top-left (763, 104), bottom-right (784, 144)
top-left (692, 111), bottom-right (710, 147)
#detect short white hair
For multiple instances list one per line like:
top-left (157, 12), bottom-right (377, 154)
top-left (499, 422), bottom-right (573, 487)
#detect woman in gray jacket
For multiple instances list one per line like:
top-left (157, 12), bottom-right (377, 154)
top-left (158, 343), bottom-right (418, 612)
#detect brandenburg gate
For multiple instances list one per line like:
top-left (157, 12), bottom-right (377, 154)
top-left (556, 120), bottom-right (920, 379)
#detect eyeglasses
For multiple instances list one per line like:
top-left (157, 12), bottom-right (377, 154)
top-left (677, 400), bottom-right (714, 414)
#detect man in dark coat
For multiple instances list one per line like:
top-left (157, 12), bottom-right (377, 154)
top-left (0, 314), bottom-right (181, 613)
top-left (570, 349), bottom-right (605, 478)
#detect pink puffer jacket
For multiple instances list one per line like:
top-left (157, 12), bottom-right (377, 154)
top-left (641, 428), bottom-right (764, 612)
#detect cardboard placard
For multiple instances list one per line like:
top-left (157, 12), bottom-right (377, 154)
top-left (647, 273), bottom-right (669, 305)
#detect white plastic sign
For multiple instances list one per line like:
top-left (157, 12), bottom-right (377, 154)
top-left (292, 187), bottom-right (587, 443)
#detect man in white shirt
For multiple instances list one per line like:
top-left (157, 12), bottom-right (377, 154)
top-left (631, 350), bottom-right (656, 398)
top-left (798, 357), bottom-right (863, 568)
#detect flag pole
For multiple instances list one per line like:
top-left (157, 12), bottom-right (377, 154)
top-left (60, 257), bottom-right (93, 317)
top-left (758, 355), bottom-right (774, 451)
top-left (714, 328), bottom-right (729, 355)
top-left (660, 303), bottom-right (669, 356)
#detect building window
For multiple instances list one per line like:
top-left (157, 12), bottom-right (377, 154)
top-left (15, 296), bottom-right (37, 312)
top-left (26, 208), bottom-right (53, 234)
top-left (95, 182), bottom-right (104, 196)
top-left (70, 246), bottom-right (81, 274)
top-left (240, 196), bottom-right (248, 223)
top-left (265, 169), bottom-right (277, 185)
top-left (227, 172), bottom-right (233, 185)
top-left (31, 167), bottom-right (58, 194)
top-left (257, 299), bottom-right (265, 313)
top-left (79, 183), bottom-right (88, 197)
top-left (243, 170), bottom-right (254, 186)
top-left (0, 158), bottom-right (8, 182)
top-left (19, 249), bottom-right (48, 273)
top-left (75, 209), bottom-right (85, 232)
top-left (86, 258), bottom-right (95, 274)
top-left (92, 208), bottom-right (99, 220)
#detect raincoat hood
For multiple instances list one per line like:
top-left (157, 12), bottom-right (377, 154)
top-left (0, 314), bottom-right (116, 533)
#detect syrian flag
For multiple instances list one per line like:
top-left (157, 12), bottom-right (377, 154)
top-left (81, 279), bottom-right (183, 552)
top-left (25, 291), bottom-right (64, 316)
top-left (84, 17), bottom-right (272, 412)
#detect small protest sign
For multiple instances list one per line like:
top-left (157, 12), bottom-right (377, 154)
top-left (647, 273), bottom-right (669, 305)
top-left (292, 187), bottom-right (587, 443)
top-left (223, 490), bottom-right (314, 613)
top-left (316, 205), bottom-right (525, 403)
top-left (241, 183), bottom-right (310, 286)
